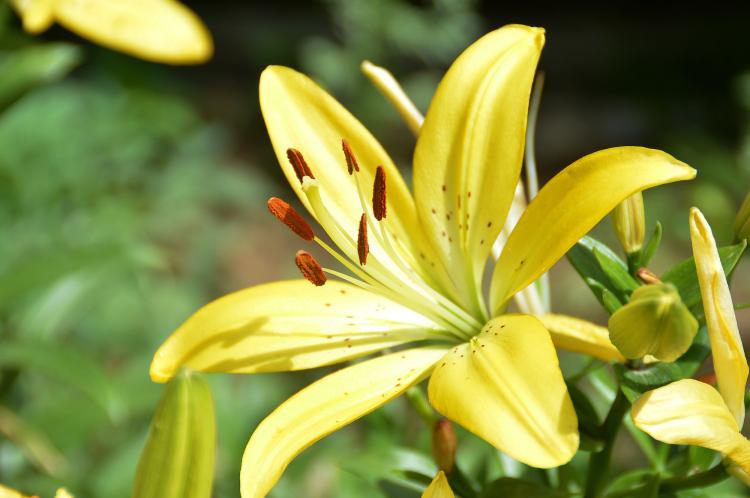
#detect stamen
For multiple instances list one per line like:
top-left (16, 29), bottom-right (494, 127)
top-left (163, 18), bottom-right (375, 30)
top-left (295, 250), bottom-right (326, 286)
top-left (267, 197), bottom-right (314, 241)
top-left (357, 213), bottom-right (369, 265)
top-left (373, 166), bottom-right (387, 220)
top-left (287, 148), bottom-right (314, 182)
top-left (342, 139), bottom-right (360, 174)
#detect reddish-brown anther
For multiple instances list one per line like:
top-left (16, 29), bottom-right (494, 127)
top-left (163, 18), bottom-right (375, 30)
top-left (373, 166), bottom-right (387, 220)
top-left (357, 213), bottom-right (369, 265)
top-left (342, 139), bottom-right (360, 174)
top-left (267, 197), bottom-right (315, 241)
top-left (286, 148), bottom-right (314, 182)
top-left (295, 250), bottom-right (326, 286)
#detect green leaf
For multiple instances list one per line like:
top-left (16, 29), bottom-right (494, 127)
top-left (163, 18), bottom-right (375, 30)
top-left (568, 236), bottom-right (635, 308)
top-left (615, 326), bottom-right (710, 403)
top-left (480, 478), bottom-right (564, 498)
top-left (593, 248), bottom-right (640, 295)
top-left (605, 469), bottom-right (660, 497)
top-left (566, 382), bottom-right (604, 452)
top-left (0, 338), bottom-right (122, 420)
top-left (585, 278), bottom-right (623, 314)
top-left (640, 222), bottom-right (662, 268)
top-left (663, 240), bottom-right (747, 313)
top-left (0, 43), bottom-right (82, 107)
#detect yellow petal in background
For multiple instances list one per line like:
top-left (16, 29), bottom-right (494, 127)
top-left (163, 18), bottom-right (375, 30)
top-left (538, 313), bottom-right (625, 363)
top-left (491, 147), bottom-right (696, 313)
top-left (422, 472), bottom-right (455, 498)
top-left (10, 0), bottom-right (55, 34)
top-left (361, 60), bottom-right (424, 135)
top-left (413, 25), bottom-right (544, 309)
top-left (428, 315), bottom-right (578, 468)
top-left (632, 379), bottom-right (750, 473)
top-left (240, 347), bottom-right (446, 498)
top-left (690, 208), bottom-right (748, 426)
top-left (53, 0), bottom-right (213, 64)
top-left (150, 280), bottom-right (440, 383)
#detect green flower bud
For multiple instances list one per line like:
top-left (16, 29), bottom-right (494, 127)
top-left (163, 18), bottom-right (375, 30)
top-left (612, 192), bottom-right (646, 254)
top-left (608, 283), bottom-right (698, 362)
top-left (132, 370), bottom-right (215, 498)
top-left (735, 191), bottom-right (750, 241)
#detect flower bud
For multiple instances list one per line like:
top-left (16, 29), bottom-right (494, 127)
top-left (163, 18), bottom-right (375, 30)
top-left (612, 192), bottom-right (646, 254)
top-left (132, 370), bottom-right (216, 498)
top-left (608, 283), bottom-right (698, 362)
top-left (734, 191), bottom-right (750, 241)
top-left (432, 418), bottom-right (457, 474)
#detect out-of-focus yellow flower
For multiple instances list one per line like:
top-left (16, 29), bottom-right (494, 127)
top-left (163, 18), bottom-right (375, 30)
top-left (422, 472), bottom-right (454, 498)
top-left (0, 484), bottom-right (73, 498)
top-left (10, 0), bottom-right (212, 64)
top-left (632, 208), bottom-right (750, 482)
top-left (150, 24), bottom-right (695, 498)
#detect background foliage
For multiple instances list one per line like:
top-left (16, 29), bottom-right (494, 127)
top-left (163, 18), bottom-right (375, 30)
top-left (1, 1), bottom-right (749, 497)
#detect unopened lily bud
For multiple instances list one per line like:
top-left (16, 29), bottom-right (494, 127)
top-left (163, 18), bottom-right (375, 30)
top-left (132, 369), bottom-right (216, 498)
top-left (432, 418), bottom-right (457, 474)
top-left (612, 192), bottom-right (646, 254)
top-left (608, 283), bottom-right (698, 362)
top-left (734, 191), bottom-right (750, 241)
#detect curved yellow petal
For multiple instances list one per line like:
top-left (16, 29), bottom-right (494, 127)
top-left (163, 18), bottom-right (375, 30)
top-left (0, 483), bottom-right (30, 498)
top-left (538, 313), bottom-right (625, 363)
top-left (10, 0), bottom-right (54, 34)
top-left (53, 0), bottom-right (213, 64)
top-left (690, 208), bottom-right (748, 426)
top-left (259, 66), bottom-right (445, 289)
top-left (422, 472), bottom-right (455, 498)
top-left (240, 347), bottom-right (446, 498)
top-left (632, 379), bottom-right (750, 472)
top-left (414, 25), bottom-right (544, 307)
top-left (428, 314), bottom-right (578, 468)
top-left (361, 60), bottom-right (424, 135)
top-left (150, 280), bottom-right (441, 383)
top-left (491, 147), bottom-right (696, 313)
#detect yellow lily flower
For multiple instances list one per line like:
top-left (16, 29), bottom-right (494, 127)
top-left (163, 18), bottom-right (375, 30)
top-left (150, 24), bottom-right (695, 498)
top-left (421, 472), bottom-right (454, 498)
top-left (11, 0), bottom-right (212, 64)
top-left (632, 208), bottom-right (750, 482)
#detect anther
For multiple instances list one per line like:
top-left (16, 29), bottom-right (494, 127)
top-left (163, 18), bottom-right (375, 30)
top-left (295, 250), bottom-right (326, 286)
top-left (342, 139), bottom-right (360, 174)
top-left (373, 166), bottom-right (387, 220)
top-left (287, 148), bottom-right (314, 182)
top-left (267, 197), bottom-right (314, 241)
top-left (357, 213), bottom-right (369, 265)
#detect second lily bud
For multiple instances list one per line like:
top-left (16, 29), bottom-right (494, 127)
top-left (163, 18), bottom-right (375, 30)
top-left (612, 192), bottom-right (646, 255)
top-left (608, 282), bottom-right (698, 362)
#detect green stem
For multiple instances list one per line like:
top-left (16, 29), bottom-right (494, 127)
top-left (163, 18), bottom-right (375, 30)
top-left (583, 389), bottom-right (631, 498)
top-left (405, 386), bottom-right (436, 424)
top-left (605, 464), bottom-right (728, 498)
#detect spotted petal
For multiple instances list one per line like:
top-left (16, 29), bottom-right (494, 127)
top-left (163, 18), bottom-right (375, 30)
top-left (414, 25), bottom-right (544, 310)
top-left (53, 0), bottom-right (212, 64)
top-left (632, 379), bottom-right (750, 472)
top-left (490, 147), bottom-right (696, 313)
top-left (150, 280), bottom-right (441, 383)
top-left (428, 314), bottom-right (578, 468)
top-left (690, 208), bottom-right (748, 426)
top-left (240, 347), bottom-right (446, 498)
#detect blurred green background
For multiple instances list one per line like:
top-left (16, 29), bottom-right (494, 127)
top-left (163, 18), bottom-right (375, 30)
top-left (1, 1), bottom-right (750, 497)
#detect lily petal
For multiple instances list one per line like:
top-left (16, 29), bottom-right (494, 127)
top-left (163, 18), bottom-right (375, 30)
top-left (491, 147), bottom-right (696, 313)
top-left (150, 280), bottom-right (441, 383)
top-left (690, 208), bottom-right (748, 426)
top-left (538, 313), bottom-right (625, 363)
top-left (52, 0), bottom-right (213, 64)
top-left (428, 314), bottom-right (578, 468)
top-left (422, 472), bottom-right (455, 498)
top-left (414, 25), bottom-right (544, 309)
top-left (632, 379), bottom-right (750, 472)
top-left (240, 347), bottom-right (446, 498)
top-left (10, 0), bottom-right (54, 34)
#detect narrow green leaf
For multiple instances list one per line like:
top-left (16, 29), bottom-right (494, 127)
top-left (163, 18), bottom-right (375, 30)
top-left (568, 236), bottom-right (633, 308)
top-left (585, 278), bottom-right (623, 314)
top-left (566, 382), bottom-right (603, 451)
top-left (593, 248), bottom-right (640, 294)
top-left (640, 222), bottom-right (662, 267)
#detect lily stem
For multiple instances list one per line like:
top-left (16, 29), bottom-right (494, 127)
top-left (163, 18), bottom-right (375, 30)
top-left (583, 389), bottom-right (631, 498)
top-left (405, 386), bottom-right (437, 425)
top-left (604, 463), bottom-right (728, 497)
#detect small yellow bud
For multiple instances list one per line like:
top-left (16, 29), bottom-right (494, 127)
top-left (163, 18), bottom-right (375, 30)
top-left (735, 191), bottom-right (750, 241)
top-left (612, 192), bottom-right (646, 254)
top-left (608, 283), bottom-right (698, 362)
top-left (132, 370), bottom-right (215, 498)
top-left (432, 418), bottom-right (457, 474)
